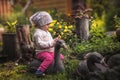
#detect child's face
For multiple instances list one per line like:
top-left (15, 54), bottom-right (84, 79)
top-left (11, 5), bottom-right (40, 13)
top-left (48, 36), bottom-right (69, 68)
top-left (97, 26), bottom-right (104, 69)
top-left (41, 23), bottom-right (50, 31)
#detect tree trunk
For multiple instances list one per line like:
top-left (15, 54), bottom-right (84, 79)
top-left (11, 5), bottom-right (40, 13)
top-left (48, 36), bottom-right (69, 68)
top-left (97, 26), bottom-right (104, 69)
top-left (72, 0), bottom-right (90, 41)
top-left (75, 17), bottom-right (90, 41)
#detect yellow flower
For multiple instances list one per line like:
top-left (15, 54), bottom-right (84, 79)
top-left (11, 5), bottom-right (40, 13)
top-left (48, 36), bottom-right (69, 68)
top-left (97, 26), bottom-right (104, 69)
top-left (64, 29), bottom-right (68, 32)
top-left (50, 23), bottom-right (55, 27)
top-left (58, 25), bottom-right (62, 28)
top-left (50, 20), bottom-right (57, 27)
top-left (57, 22), bottom-right (60, 25)
top-left (65, 26), bottom-right (68, 29)
top-left (68, 25), bottom-right (73, 29)
top-left (53, 20), bottom-right (57, 23)
top-left (48, 28), bottom-right (53, 31)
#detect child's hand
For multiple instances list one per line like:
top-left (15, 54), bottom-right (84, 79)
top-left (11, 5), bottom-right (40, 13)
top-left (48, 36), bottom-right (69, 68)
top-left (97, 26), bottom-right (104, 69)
top-left (57, 35), bottom-right (61, 39)
top-left (53, 36), bottom-right (60, 46)
top-left (54, 35), bottom-right (61, 41)
top-left (54, 37), bottom-right (59, 42)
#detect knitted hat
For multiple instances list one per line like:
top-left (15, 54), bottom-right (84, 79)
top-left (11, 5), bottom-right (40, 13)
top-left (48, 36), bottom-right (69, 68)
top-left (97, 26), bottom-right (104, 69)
top-left (29, 11), bottom-right (53, 27)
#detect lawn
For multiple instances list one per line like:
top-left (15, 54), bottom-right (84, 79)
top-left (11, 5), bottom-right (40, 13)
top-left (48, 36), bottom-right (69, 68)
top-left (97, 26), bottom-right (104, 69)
top-left (0, 58), bottom-right (79, 80)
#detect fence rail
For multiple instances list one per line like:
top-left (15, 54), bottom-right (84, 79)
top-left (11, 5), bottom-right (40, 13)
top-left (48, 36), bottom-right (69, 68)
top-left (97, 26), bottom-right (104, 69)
top-left (0, 0), bottom-right (11, 18)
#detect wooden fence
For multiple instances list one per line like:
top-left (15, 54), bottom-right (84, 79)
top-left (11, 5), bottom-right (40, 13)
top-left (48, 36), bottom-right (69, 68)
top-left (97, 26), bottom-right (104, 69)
top-left (0, 0), bottom-right (73, 18)
top-left (0, 0), bottom-right (11, 18)
top-left (32, 0), bottom-right (72, 14)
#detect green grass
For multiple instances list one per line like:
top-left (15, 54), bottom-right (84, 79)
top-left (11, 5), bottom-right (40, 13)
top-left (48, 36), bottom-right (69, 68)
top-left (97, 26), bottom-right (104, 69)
top-left (0, 59), bottom-right (79, 80)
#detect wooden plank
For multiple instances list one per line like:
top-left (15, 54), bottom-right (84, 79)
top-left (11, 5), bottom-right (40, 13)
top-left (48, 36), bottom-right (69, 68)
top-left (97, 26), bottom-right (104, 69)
top-left (1, 0), bottom-right (4, 17)
top-left (33, 0), bottom-right (66, 7)
top-left (0, 0), bottom-right (11, 18)
top-left (7, 0), bottom-right (11, 17)
top-left (66, 0), bottom-right (72, 14)
top-left (35, 2), bottom-right (66, 9)
top-left (32, 0), bottom-right (69, 14)
top-left (0, 0), bottom-right (2, 16)
top-left (3, 0), bottom-right (7, 17)
top-left (34, 0), bottom-right (66, 3)
top-left (33, 0), bottom-right (50, 5)
top-left (39, 4), bottom-right (65, 8)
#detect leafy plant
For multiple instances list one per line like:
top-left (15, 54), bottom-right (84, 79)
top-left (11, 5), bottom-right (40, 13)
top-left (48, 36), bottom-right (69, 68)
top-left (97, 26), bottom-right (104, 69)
top-left (114, 15), bottom-right (120, 29)
top-left (48, 20), bottom-right (75, 42)
top-left (17, 12), bottom-right (30, 25)
top-left (5, 20), bottom-right (17, 33)
top-left (90, 13), bottom-right (106, 38)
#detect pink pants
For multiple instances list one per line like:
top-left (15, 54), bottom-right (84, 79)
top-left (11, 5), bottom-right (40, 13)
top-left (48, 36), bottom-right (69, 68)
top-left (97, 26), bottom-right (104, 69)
top-left (36, 51), bottom-right (64, 72)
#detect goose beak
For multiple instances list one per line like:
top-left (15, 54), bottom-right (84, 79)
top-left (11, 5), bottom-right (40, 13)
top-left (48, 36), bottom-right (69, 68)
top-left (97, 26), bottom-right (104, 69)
top-left (62, 43), bottom-right (67, 49)
top-left (100, 58), bottom-right (109, 67)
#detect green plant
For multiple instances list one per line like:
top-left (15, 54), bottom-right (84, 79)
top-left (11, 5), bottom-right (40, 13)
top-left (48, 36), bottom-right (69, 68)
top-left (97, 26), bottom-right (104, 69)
top-left (71, 34), bottom-right (120, 57)
top-left (5, 20), bottom-right (17, 33)
top-left (5, 11), bottom-right (30, 33)
top-left (89, 13), bottom-right (106, 40)
top-left (17, 12), bottom-right (30, 25)
top-left (48, 20), bottom-right (75, 42)
top-left (114, 15), bottom-right (120, 29)
top-left (47, 9), bottom-right (76, 43)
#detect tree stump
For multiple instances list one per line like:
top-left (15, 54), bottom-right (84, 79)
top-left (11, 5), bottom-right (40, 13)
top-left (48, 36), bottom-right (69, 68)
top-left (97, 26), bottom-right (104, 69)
top-left (16, 25), bottom-right (34, 64)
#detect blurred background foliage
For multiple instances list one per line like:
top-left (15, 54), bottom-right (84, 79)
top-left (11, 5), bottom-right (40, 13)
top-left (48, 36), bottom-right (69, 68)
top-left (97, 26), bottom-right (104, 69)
top-left (89, 0), bottom-right (120, 31)
top-left (0, 0), bottom-right (119, 62)
top-left (0, 0), bottom-right (120, 58)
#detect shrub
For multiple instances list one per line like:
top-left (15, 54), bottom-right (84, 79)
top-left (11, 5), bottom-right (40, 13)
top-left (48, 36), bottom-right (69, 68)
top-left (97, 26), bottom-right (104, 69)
top-left (48, 9), bottom-right (75, 42)
top-left (114, 15), bottom-right (120, 29)
top-left (48, 20), bottom-right (75, 41)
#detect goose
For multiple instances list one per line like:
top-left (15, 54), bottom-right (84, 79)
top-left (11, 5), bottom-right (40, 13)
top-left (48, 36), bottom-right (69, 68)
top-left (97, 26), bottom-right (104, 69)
top-left (73, 52), bottom-right (107, 80)
top-left (27, 39), bottom-right (67, 74)
top-left (104, 53), bottom-right (120, 80)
